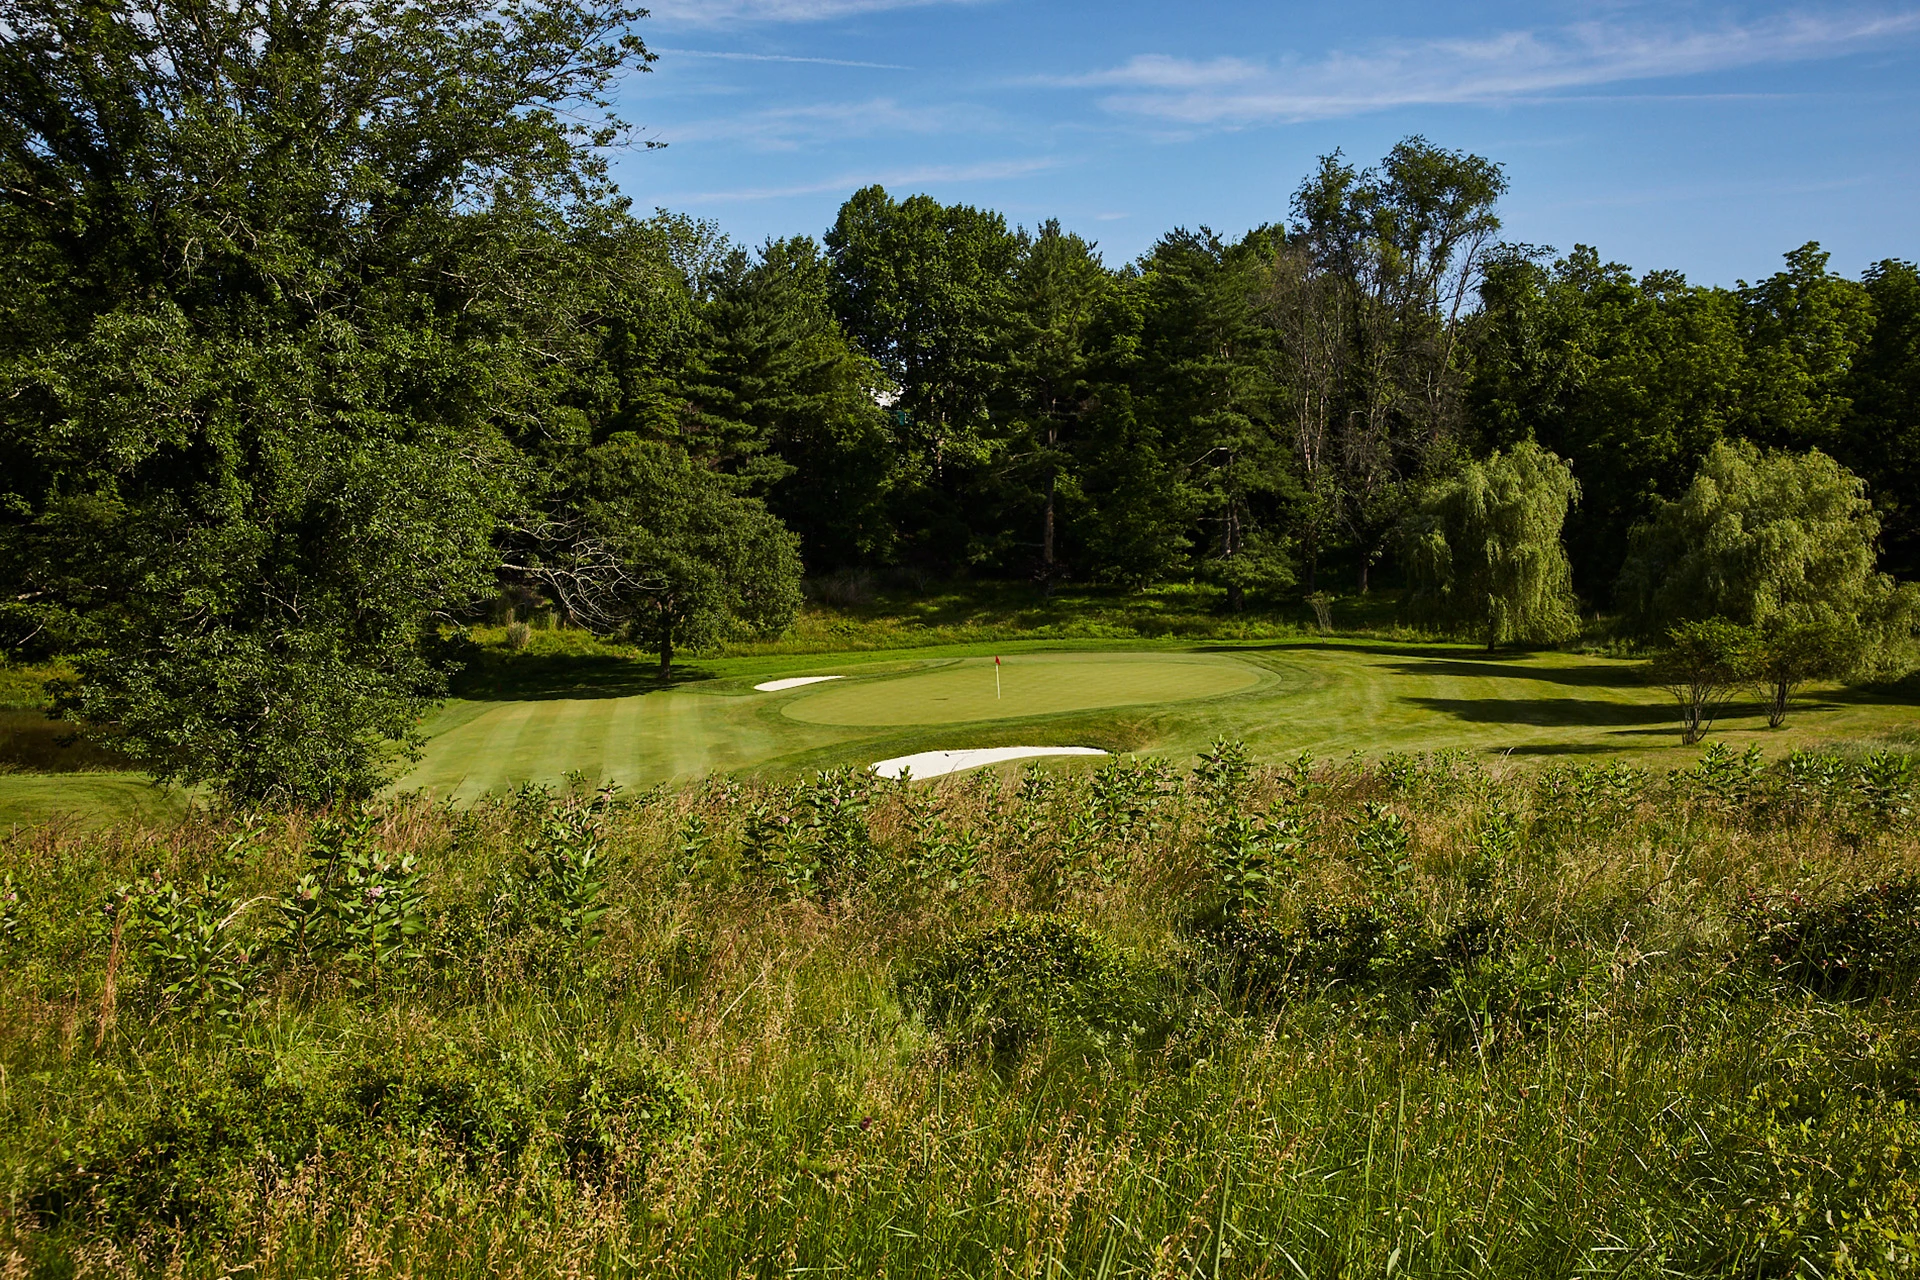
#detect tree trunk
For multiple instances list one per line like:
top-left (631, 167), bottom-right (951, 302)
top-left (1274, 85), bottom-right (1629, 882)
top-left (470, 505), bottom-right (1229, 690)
top-left (1225, 487), bottom-right (1242, 613)
top-left (1768, 679), bottom-right (1790, 729)
top-left (1681, 690), bottom-right (1707, 744)
top-left (659, 631), bottom-right (673, 681)
top-left (1041, 478), bottom-right (1056, 597)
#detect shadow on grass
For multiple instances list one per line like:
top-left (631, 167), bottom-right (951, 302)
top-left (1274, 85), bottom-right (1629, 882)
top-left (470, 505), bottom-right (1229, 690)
top-left (0, 708), bottom-right (135, 772)
top-left (1214, 640), bottom-right (1644, 690)
top-left (1819, 677), bottom-right (1920, 709)
top-left (450, 653), bottom-right (718, 702)
top-left (1400, 695), bottom-right (1686, 729)
top-left (1503, 741), bottom-right (1660, 756)
top-left (1378, 657), bottom-right (1642, 688)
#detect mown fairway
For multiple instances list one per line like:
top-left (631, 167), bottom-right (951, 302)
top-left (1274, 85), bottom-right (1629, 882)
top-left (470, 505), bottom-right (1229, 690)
top-left (392, 638), bottom-right (1917, 800)
top-left (780, 652), bottom-right (1262, 725)
top-left (4, 636), bottom-right (1914, 824)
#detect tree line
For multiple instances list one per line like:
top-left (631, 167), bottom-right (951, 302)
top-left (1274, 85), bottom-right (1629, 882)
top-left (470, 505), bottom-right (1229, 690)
top-left (2, 0), bottom-right (1915, 802)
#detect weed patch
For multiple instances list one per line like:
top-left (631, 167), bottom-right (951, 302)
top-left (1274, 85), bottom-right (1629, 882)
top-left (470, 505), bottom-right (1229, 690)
top-left (1739, 880), bottom-right (1920, 998)
top-left (900, 914), bottom-right (1166, 1057)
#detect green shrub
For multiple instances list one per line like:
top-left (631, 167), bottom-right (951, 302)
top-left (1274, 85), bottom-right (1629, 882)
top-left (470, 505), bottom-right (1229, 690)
top-left (114, 872), bottom-right (260, 1024)
top-left (1194, 899), bottom-right (1440, 1005)
top-left (1200, 811), bottom-right (1301, 918)
top-left (30, 1057), bottom-right (336, 1234)
top-left (490, 804), bottom-right (613, 946)
top-left (1862, 749), bottom-right (1917, 824)
top-left (0, 871), bottom-right (20, 949)
top-left (1739, 881), bottom-right (1920, 998)
top-left (551, 1058), bottom-right (690, 1179)
top-left (342, 1042), bottom-right (538, 1159)
top-left (1191, 737), bottom-right (1253, 808)
top-left (1350, 802), bottom-right (1413, 884)
top-left (1425, 946), bottom-right (1572, 1053)
top-left (270, 814), bottom-right (428, 984)
top-left (28, 1043), bottom-right (577, 1237)
top-left (1191, 900), bottom-right (1568, 1049)
top-left (900, 914), bottom-right (1163, 1057)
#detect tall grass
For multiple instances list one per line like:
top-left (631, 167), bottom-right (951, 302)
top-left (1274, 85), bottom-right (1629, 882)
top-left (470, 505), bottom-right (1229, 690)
top-left (2, 744), bottom-right (1917, 1277)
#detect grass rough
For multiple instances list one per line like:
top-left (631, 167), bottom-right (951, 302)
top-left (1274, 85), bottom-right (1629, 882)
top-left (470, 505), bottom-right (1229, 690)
top-left (2, 743), bottom-right (1918, 1276)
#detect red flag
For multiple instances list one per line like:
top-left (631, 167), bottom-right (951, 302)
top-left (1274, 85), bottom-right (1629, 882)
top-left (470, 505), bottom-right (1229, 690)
top-left (995, 655), bottom-right (1001, 665)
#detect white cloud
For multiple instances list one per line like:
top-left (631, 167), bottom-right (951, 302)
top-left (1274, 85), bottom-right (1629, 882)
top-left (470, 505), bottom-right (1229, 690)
top-left (665, 96), bottom-right (979, 149)
top-left (648, 0), bottom-right (965, 25)
top-left (661, 155), bottom-right (1062, 201)
top-left (656, 46), bottom-right (910, 68)
top-left (1055, 9), bottom-right (1920, 126)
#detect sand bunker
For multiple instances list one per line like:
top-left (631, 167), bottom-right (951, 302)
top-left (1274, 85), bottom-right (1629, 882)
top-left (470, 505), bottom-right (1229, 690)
top-left (871, 746), bottom-right (1107, 781)
top-left (754, 675), bottom-right (846, 692)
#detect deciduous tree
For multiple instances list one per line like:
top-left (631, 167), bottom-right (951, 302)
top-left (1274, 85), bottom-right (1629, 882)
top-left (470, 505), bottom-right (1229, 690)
top-left (1403, 441), bottom-right (1582, 648)
top-left (1466, 245), bottom-right (1745, 599)
top-left (0, 0), bottom-right (652, 802)
top-left (1615, 442), bottom-right (1899, 644)
top-left (1751, 613), bottom-right (1864, 729)
top-left (1650, 619), bottom-right (1757, 745)
top-left (564, 437), bottom-right (802, 678)
top-left (825, 186), bottom-right (1020, 565)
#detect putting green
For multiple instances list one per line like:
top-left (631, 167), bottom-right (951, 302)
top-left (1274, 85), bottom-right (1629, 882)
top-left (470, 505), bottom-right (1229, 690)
top-left (781, 653), bottom-right (1263, 726)
top-left (7, 634), bottom-right (1914, 816)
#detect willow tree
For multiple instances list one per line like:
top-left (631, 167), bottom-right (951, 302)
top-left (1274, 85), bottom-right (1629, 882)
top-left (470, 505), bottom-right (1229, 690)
top-left (1404, 441), bottom-right (1583, 648)
top-left (1614, 442), bottom-right (1915, 650)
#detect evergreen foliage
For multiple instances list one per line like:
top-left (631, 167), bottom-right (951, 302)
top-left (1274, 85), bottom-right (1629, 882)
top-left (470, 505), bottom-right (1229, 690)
top-left (1843, 259), bottom-right (1920, 577)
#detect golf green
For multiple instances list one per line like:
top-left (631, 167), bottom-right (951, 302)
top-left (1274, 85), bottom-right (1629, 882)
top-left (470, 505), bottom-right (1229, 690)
top-left (7, 635), bottom-right (1915, 816)
top-left (780, 653), bottom-right (1264, 726)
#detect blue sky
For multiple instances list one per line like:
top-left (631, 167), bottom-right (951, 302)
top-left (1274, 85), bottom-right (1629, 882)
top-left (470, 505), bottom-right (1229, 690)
top-left (608, 1), bottom-right (1920, 285)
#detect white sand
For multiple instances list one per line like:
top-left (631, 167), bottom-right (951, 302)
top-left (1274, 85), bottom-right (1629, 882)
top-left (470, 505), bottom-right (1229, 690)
top-left (871, 746), bottom-right (1107, 781)
top-left (753, 675), bottom-right (846, 692)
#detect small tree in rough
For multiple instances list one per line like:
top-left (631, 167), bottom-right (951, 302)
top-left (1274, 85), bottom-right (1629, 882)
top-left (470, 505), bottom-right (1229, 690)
top-left (1650, 619), bottom-right (1757, 745)
top-left (1403, 441), bottom-right (1583, 649)
top-left (1751, 613), bottom-right (1865, 728)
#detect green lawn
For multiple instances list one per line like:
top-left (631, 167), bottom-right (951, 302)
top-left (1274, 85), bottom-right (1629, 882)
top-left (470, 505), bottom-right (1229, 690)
top-left (5, 633), bottom-right (1915, 815)
top-left (393, 635), bottom-right (1920, 799)
top-left (0, 771), bottom-right (186, 829)
top-left (779, 652), bottom-right (1262, 725)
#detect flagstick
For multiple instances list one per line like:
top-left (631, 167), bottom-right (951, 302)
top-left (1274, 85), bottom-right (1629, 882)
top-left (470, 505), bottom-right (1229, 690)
top-left (995, 658), bottom-right (1001, 700)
